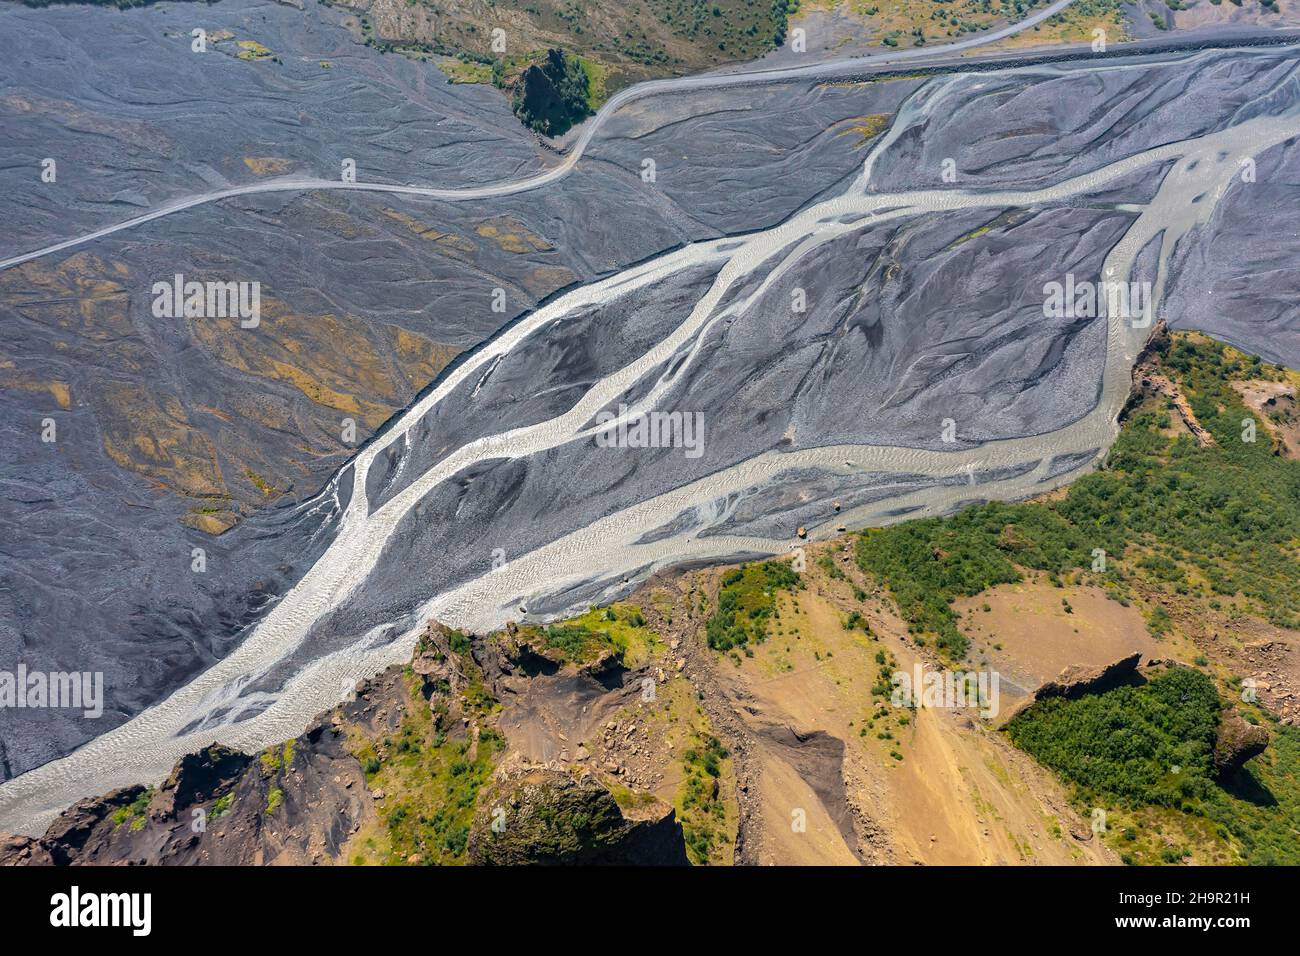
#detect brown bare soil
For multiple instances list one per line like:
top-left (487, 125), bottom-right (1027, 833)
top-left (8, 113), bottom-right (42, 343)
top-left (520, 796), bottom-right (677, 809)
top-left (955, 578), bottom-right (1171, 704)
top-left (1234, 378), bottom-right (1300, 458)
top-left (697, 544), bottom-right (1116, 865)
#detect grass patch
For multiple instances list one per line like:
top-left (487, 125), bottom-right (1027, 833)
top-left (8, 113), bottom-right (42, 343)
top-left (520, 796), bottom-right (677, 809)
top-left (836, 113), bottom-right (891, 147)
top-left (347, 652), bottom-right (503, 865)
top-left (577, 55), bottom-right (611, 109)
top-left (235, 39), bottom-right (273, 61)
top-left (438, 59), bottom-right (494, 84)
top-left (244, 468), bottom-right (279, 497)
top-left (209, 792), bottom-right (234, 820)
top-left (529, 603), bottom-right (658, 667)
top-left (110, 789), bottom-right (152, 832)
top-left (705, 560), bottom-right (803, 653)
top-left (259, 741), bottom-right (294, 775)
top-left (676, 732), bottom-right (732, 864)
top-left (856, 333), bottom-right (1300, 659)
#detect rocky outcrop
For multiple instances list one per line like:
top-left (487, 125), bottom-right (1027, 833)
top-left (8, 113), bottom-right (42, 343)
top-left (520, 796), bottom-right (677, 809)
top-left (468, 769), bottom-right (688, 866)
top-left (0, 718), bottom-right (371, 866)
top-left (146, 745), bottom-right (251, 822)
top-left (510, 49), bottom-right (591, 136)
top-left (0, 786), bottom-right (146, 866)
top-left (999, 654), bottom-right (1151, 726)
top-left (1213, 712), bottom-right (1270, 778)
top-left (0, 621), bottom-right (686, 866)
top-left (1003, 653), bottom-right (1148, 724)
top-left (1035, 653), bottom-right (1146, 701)
top-left (0, 832), bottom-right (53, 866)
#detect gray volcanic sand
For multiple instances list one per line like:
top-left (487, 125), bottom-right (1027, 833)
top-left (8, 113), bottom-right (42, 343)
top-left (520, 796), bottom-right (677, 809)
top-left (363, 261), bottom-right (729, 512)
top-left (0, 0), bottom-right (922, 776)
top-left (272, 200), bottom-right (1127, 691)
top-left (191, 46), bottom-right (1300, 727)
top-left (0, 0), bottom-right (1297, 798)
top-left (0, 0), bottom-right (542, 252)
top-left (865, 51), bottom-right (1300, 193)
top-left (1163, 135), bottom-right (1300, 366)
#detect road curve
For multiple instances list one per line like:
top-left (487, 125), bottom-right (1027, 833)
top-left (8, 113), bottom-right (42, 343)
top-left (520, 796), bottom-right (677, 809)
top-left (0, 0), bottom-right (1080, 273)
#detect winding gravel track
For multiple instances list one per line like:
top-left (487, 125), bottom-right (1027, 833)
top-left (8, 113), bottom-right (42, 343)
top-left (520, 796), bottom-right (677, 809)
top-left (0, 0), bottom-right (1081, 273)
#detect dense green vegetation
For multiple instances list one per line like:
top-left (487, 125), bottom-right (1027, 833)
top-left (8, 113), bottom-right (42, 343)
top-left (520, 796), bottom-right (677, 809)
top-left (537, 624), bottom-right (608, 662)
top-left (677, 733), bottom-right (731, 864)
top-left (532, 603), bottom-right (657, 666)
top-left (511, 49), bottom-right (592, 136)
top-left (705, 560), bottom-right (803, 653)
top-left (1007, 668), bottom-right (1222, 808)
top-left (856, 334), bottom-right (1300, 659)
top-left (1008, 668), bottom-right (1300, 865)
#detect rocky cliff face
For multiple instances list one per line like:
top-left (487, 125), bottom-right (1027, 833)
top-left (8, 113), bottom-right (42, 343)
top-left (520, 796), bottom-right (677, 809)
top-left (0, 727), bottom-right (370, 866)
top-left (1213, 712), bottom-right (1270, 778)
top-left (469, 769), bottom-right (687, 866)
top-left (0, 622), bottom-right (687, 866)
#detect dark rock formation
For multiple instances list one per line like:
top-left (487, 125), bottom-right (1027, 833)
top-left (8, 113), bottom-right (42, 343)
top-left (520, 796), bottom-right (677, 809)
top-left (0, 623), bottom-right (687, 866)
top-left (511, 49), bottom-right (591, 136)
top-left (0, 714), bottom-right (373, 865)
top-left (146, 745), bottom-right (251, 823)
top-left (0, 831), bottom-right (52, 865)
top-left (1213, 712), bottom-right (1270, 778)
top-left (1035, 653), bottom-right (1146, 702)
top-left (0, 786), bottom-right (144, 866)
top-left (1001, 653), bottom-right (1148, 724)
top-left (469, 769), bottom-right (688, 866)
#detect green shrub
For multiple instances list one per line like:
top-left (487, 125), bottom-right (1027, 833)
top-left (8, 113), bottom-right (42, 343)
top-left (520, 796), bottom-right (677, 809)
top-left (705, 560), bottom-right (801, 651)
top-left (1006, 668), bottom-right (1221, 808)
top-left (855, 335), bottom-right (1300, 658)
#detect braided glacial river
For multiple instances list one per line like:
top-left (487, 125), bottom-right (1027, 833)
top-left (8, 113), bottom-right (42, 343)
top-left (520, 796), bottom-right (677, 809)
top-left (2, 50), bottom-right (1299, 834)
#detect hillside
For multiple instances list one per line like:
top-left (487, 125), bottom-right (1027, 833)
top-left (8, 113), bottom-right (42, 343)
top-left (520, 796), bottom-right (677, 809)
top-left (4, 331), bottom-right (1297, 865)
top-left (334, 0), bottom-right (797, 98)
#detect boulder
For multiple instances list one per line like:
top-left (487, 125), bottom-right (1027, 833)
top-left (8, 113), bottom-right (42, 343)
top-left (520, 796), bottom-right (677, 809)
top-left (148, 744), bottom-right (251, 821)
top-left (1213, 712), bottom-right (1269, 777)
top-left (0, 833), bottom-right (54, 866)
top-left (469, 769), bottom-right (688, 866)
